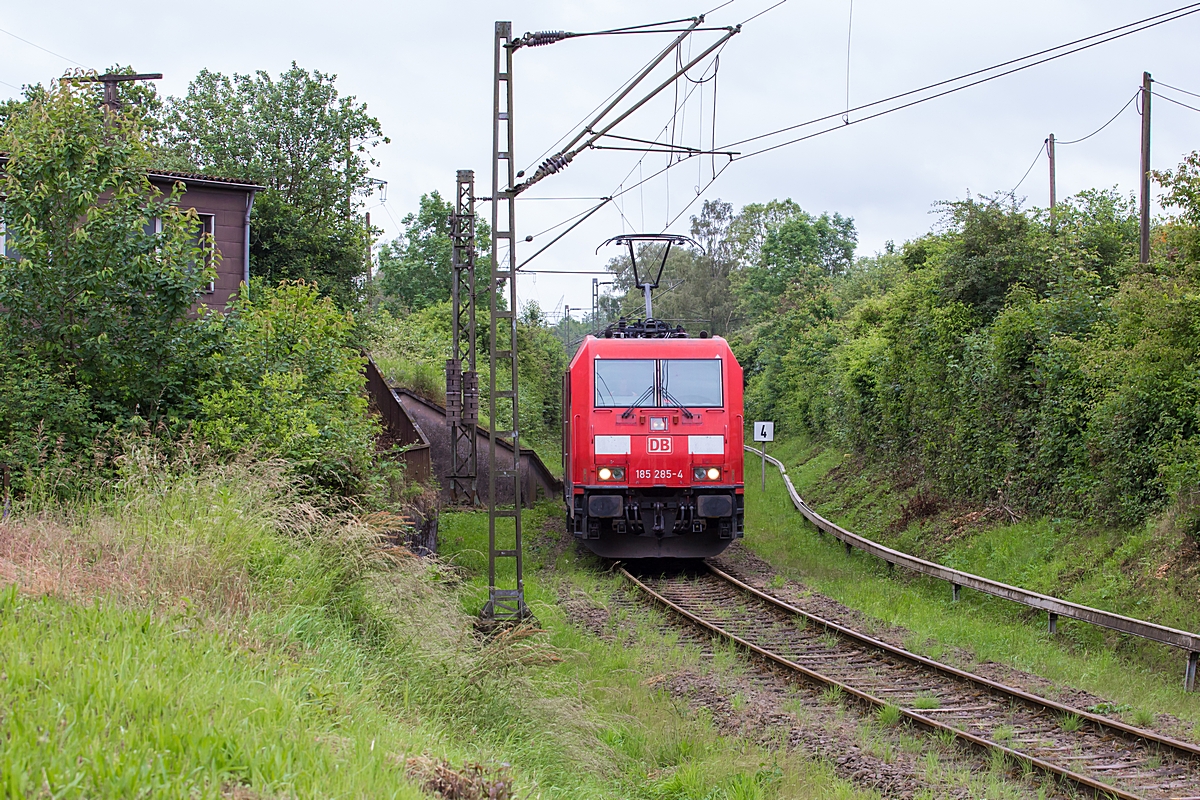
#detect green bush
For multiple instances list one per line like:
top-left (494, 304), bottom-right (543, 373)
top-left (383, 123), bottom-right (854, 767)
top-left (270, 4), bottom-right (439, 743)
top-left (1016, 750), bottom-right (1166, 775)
top-left (744, 178), bottom-right (1200, 524)
top-left (196, 280), bottom-right (378, 492)
top-left (0, 340), bottom-right (96, 496)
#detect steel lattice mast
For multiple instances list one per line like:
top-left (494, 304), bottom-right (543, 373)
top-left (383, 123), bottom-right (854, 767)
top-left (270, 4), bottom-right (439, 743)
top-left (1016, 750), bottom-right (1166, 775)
top-left (483, 21), bottom-right (529, 621)
top-left (447, 170), bottom-right (480, 506)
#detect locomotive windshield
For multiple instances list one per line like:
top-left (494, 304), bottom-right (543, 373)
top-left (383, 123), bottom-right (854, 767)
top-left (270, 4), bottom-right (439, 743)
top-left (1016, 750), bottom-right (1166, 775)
top-left (594, 359), bottom-right (656, 407)
top-left (594, 358), bottom-right (723, 408)
top-left (662, 359), bottom-right (723, 407)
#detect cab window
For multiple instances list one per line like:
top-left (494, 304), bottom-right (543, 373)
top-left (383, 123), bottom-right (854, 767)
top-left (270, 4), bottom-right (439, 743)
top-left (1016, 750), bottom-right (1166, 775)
top-left (594, 359), bottom-right (656, 407)
top-left (661, 359), bottom-right (722, 407)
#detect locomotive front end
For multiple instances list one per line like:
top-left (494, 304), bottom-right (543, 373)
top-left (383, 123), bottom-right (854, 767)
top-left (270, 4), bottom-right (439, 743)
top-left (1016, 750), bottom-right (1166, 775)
top-left (563, 330), bottom-right (745, 559)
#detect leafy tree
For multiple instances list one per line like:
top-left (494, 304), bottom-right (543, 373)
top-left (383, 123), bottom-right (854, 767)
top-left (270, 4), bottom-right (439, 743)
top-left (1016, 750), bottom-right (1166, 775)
top-left (375, 191), bottom-right (492, 314)
top-left (0, 78), bottom-right (213, 422)
top-left (163, 64), bottom-right (386, 306)
top-left (599, 200), bottom-right (744, 336)
top-left (734, 206), bottom-right (856, 320)
top-left (1155, 151), bottom-right (1200, 262)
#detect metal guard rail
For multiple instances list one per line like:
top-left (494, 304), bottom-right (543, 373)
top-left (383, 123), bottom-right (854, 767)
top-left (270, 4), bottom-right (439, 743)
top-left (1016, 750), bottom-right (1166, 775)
top-left (745, 445), bottom-right (1200, 690)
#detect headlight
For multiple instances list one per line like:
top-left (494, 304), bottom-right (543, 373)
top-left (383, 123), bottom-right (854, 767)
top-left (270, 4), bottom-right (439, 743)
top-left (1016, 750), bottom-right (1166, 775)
top-left (707, 467), bottom-right (721, 480)
top-left (693, 467), bottom-right (722, 481)
top-left (598, 467), bottom-right (625, 481)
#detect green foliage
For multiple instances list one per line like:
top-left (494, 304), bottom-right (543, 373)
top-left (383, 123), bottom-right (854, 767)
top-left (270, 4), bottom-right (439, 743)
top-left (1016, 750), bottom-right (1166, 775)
top-left (375, 190), bottom-right (492, 315)
top-left (1155, 150), bottom-right (1200, 262)
top-left (738, 178), bottom-right (1200, 524)
top-left (163, 64), bottom-right (385, 306)
top-left (0, 341), bottom-right (95, 491)
top-left (197, 281), bottom-right (377, 492)
top-left (0, 78), bottom-right (213, 422)
top-left (734, 205), bottom-right (856, 322)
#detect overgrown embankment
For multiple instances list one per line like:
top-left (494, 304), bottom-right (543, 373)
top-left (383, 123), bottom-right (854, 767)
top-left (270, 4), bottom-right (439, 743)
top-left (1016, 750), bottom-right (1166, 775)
top-left (744, 436), bottom-right (1200, 738)
top-left (739, 168), bottom-right (1200, 529)
top-left (0, 448), bottom-right (884, 799)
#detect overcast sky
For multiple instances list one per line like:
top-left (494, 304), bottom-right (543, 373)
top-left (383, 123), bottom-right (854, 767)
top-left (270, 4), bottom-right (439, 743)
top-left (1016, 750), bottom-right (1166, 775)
top-left (3, 1), bottom-right (1198, 318)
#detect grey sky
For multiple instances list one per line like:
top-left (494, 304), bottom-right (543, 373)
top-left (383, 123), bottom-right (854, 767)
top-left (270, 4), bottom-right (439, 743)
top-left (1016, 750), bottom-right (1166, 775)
top-left (3, 1), bottom-right (1198, 320)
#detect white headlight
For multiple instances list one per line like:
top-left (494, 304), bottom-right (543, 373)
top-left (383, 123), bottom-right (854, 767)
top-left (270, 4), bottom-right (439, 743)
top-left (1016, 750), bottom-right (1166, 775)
top-left (706, 467), bottom-right (721, 480)
top-left (598, 467), bottom-right (613, 481)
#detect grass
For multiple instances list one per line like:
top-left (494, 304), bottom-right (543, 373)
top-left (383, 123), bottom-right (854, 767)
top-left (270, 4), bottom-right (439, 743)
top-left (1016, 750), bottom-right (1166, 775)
top-left (742, 436), bottom-right (1200, 732)
top-left (876, 704), bottom-right (903, 726)
top-left (438, 502), bottom-right (882, 799)
top-left (0, 588), bottom-right (424, 799)
top-left (0, 452), bottom-right (879, 800)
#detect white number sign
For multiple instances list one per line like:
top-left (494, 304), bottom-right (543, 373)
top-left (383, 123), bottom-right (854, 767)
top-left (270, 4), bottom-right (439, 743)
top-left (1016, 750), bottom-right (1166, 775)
top-left (753, 421), bottom-right (774, 442)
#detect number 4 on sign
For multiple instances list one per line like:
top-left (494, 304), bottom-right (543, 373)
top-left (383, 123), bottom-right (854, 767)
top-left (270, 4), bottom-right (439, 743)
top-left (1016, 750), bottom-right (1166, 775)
top-left (753, 421), bottom-right (774, 491)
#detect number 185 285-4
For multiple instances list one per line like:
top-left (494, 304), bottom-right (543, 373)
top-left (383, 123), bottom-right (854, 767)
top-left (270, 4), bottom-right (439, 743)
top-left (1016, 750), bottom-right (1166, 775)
top-left (635, 469), bottom-right (683, 480)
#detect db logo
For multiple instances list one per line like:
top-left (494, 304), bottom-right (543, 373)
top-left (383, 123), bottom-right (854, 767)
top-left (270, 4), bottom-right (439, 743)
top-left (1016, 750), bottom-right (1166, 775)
top-left (647, 437), bottom-right (673, 454)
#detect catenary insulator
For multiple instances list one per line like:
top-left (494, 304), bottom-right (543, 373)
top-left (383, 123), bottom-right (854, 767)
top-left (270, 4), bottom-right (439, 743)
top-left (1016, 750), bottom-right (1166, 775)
top-left (523, 30), bottom-right (570, 47)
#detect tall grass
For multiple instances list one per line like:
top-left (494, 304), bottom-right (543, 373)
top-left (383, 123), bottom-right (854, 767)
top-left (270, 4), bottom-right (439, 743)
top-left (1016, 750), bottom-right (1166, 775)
top-left (0, 454), bottom-right (603, 797)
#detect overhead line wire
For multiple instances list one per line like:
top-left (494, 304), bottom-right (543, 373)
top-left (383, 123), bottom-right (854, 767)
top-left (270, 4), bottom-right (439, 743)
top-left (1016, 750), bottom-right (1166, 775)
top-left (1056, 90), bottom-right (1139, 145)
top-left (1153, 91), bottom-right (1200, 114)
top-left (722, 2), bottom-right (1200, 154)
top-left (0, 27), bottom-right (90, 69)
top-left (740, 0), bottom-right (791, 26)
top-left (1006, 142), bottom-right (1047, 199)
top-left (1155, 80), bottom-right (1200, 100)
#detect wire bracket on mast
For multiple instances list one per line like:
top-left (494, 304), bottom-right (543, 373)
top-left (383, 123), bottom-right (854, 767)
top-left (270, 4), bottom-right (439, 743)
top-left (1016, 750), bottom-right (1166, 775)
top-left (448, 169), bottom-right (480, 506)
top-left (483, 21), bottom-right (529, 622)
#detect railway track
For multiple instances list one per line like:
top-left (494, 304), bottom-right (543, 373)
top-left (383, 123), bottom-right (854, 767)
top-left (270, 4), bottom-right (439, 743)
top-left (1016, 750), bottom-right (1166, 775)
top-left (621, 562), bottom-right (1200, 800)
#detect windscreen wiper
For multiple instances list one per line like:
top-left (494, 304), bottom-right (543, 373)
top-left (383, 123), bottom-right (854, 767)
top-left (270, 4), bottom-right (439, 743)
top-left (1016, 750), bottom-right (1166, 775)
top-left (660, 387), bottom-right (695, 419)
top-left (659, 362), bottom-right (695, 418)
top-left (621, 385), bottom-right (655, 419)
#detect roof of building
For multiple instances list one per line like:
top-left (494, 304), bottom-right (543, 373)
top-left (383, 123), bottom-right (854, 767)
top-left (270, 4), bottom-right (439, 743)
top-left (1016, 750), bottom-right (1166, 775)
top-left (147, 169), bottom-right (264, 192)
top-left (0, 155), bottom-right (263, 192)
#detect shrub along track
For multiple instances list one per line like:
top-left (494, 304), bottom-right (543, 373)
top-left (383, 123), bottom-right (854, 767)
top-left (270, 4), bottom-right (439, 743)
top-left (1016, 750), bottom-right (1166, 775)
top-left (620, 562), bottom-right (1200, 800)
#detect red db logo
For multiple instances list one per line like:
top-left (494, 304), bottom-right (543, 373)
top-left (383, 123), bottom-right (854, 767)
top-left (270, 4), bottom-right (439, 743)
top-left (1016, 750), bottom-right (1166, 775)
top-left (648, 437), bottom-right (672, 454)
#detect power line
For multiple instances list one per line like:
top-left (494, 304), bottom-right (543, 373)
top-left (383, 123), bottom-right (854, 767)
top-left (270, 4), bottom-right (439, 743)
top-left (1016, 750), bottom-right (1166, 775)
top-left (1006, 141), bottom-right (1047, 199)
top-left (723, 2), bottom-right (1200, 157)
top-left (0, 27), bottom-right (90, 69)
top-left (1153, 90), bottom-right (1200, 114)
top-left (1057, 90), bottom-right (1139, 144)
top-left (0, 78), bottom-right (22, 91)
top-left (517, 269), bottom-right (616, 274)
top-left (740, 0), bottom-right (791, 26)
top-left (705, 0), bottom-right (741, 15)
top-left (1156, 79), bottom-right (1200, 100)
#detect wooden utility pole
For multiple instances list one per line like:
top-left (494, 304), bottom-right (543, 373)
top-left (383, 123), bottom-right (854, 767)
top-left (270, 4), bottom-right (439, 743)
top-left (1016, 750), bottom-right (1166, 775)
top-left (1140, 71), bottom-right (1153, 264)
top-left (1047, 133), bottom-right (1057, 225)
top-left (73, 73), bottom-right (162, 119)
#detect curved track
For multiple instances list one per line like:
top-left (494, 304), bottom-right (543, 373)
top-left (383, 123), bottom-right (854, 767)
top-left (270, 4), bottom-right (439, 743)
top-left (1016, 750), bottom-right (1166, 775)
top-left (621, 563), bottom-right (1200, 800)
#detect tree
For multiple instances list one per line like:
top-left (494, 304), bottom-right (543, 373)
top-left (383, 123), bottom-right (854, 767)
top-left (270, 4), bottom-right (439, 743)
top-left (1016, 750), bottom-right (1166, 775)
top-left (0, 79), bottom-right (213, 422)
top-left (1155, 151), bottom-right (1200, 262)
top-left (163, 64), bottom-right (386, 306)
top-left (376, 192), bottom-right (452, 312)
top-left (734, 205), bottom-right (857, 320)
top-left (375, 190), bottom-right (492, 314)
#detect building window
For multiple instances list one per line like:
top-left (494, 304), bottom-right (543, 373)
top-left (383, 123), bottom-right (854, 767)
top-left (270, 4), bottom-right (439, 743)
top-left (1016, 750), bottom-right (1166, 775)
top-left (190, 214), bottom-right (216, 293)
top-left (0, 217), bottom-right (19, 261)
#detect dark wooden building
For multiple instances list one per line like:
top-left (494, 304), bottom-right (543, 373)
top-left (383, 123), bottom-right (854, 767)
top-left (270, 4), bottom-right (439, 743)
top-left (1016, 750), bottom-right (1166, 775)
top-left (1, 157), bottom-right (261, 311)
top-left (147, 169), bottom-right (262, 310)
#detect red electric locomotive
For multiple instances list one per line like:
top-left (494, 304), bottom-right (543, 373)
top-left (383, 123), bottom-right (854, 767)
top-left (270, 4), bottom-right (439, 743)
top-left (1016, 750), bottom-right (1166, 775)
top-left (562, 319), bottom-right (745, 559)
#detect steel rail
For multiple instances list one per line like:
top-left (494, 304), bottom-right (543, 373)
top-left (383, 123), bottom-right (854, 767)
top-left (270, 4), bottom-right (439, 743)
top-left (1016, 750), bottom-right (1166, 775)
top-left (620, 565), bottom-right (1200, 800)
top-left (707, 562), bottom-right (1200, 758)
top-left (745, 445), bottom-right (1200, 688)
